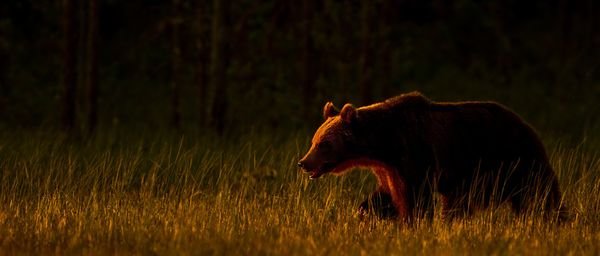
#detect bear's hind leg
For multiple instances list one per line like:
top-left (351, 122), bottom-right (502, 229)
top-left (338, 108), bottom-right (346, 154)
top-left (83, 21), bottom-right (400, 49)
top-left (510, 177), bottom-right (568, 221)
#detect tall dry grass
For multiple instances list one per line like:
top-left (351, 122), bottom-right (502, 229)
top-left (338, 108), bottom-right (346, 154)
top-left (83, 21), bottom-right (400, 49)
top-left (0, 131), bottom-right (598, 255)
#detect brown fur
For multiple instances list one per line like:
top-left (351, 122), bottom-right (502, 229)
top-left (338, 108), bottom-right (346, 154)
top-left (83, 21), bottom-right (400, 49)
top-left (299, 91), bottom-right (566, 221)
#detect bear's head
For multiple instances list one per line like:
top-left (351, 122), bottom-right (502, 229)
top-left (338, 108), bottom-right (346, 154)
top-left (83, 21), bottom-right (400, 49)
top-left (298, 102), bottom-right (361, 179)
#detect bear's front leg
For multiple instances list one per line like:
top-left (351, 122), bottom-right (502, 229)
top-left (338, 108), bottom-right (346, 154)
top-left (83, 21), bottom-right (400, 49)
top-left (358, 190), bottom-right (398, 219)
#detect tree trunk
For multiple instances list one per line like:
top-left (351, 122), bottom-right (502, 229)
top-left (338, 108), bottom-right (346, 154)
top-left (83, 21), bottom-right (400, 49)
top-left (170, 0), bottom-right (182, 130)
top-left (358, 1), bottom-right (373, 105)
top-left (300, 0), bottom-right (316, 122)
top-left (86, 0), bottom-right (99, 134)
top-left (0, 42), bottom-right (8, 116)
top-left (209, 0), bottom-right (230, 134)
top-left (195, 3), bottom-right (208, 128)
top-left (62, 0), bottom-right (77, 131)
top-left (378, 0), bottom-right (393, 97)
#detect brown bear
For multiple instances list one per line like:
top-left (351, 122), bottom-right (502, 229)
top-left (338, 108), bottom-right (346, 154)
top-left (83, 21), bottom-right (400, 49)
top-left (298, 91), bottom-right (566, 221)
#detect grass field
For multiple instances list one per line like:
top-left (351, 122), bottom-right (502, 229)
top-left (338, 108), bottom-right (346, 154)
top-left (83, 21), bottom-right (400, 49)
top-left (0, 131), bottom-right (598, 255)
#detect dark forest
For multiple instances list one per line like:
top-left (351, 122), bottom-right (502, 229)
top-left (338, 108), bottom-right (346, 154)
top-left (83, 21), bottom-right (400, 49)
top-left (0, 0), bottom-right (598, 140)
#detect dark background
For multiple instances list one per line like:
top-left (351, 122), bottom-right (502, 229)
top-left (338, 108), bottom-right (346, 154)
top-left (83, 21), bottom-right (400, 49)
top-left (0, 0), bottom-right (598, 142)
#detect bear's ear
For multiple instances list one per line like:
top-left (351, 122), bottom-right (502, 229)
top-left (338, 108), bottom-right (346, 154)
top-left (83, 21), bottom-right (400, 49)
top-left (323, 102), bottom-right (340, 120)
top-left (340, 104), bottom-right (357, 123)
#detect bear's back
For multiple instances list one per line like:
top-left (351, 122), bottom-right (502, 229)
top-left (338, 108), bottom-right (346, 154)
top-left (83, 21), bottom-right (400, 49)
top-left (429, 100), bottom-right (550, 168)
top-left (356, 92), bottom-right (548, 164)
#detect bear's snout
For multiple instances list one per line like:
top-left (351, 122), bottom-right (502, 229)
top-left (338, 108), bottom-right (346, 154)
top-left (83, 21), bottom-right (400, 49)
top-left (297, 159), bottom-right (312, 172)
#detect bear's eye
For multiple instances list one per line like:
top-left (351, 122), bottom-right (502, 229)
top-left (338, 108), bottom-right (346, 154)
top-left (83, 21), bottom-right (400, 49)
top-left (317, 141), bottom-right (333, 151)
